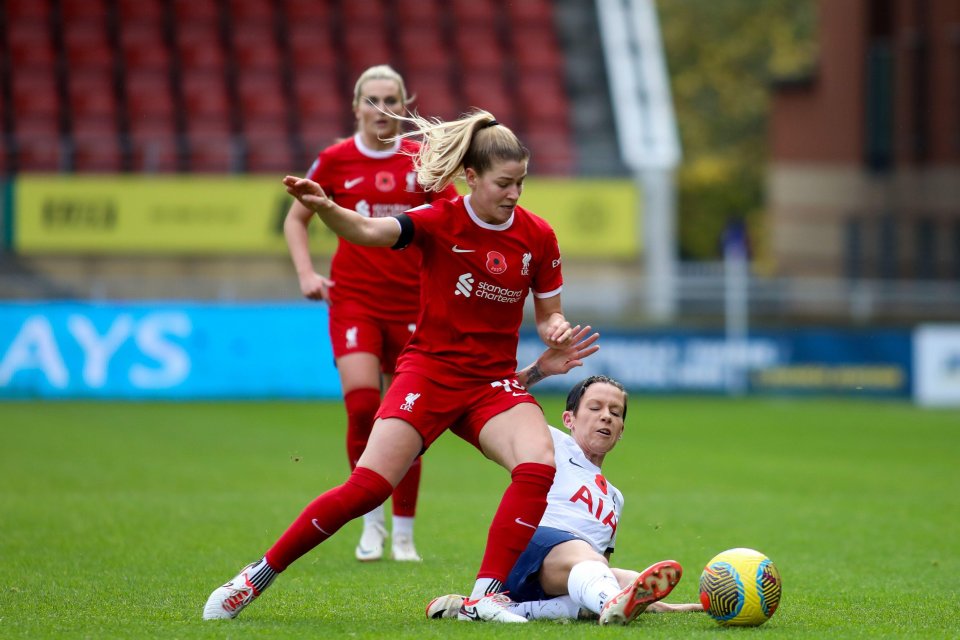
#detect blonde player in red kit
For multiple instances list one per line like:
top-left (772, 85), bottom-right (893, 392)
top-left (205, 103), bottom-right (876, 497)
top-left (205, 109), bottom-right (576, 623)
top-left (284, 65), bottom-right (458, 563)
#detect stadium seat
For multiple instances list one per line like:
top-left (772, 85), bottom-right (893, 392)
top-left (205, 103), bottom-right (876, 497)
top-left (283, 0), bottom-right (334, 23)
top-left (231, 23), bottom-right (282, 73)
top-left (125, 70), bottom-right (175, 130)
top-left (175, 24), bottom-right (227, 72)
top-left (7, 22), bottom-right (57, 70)
top-left (63, 21), bottom-right (115, 71)
top-left (453, 26), bottom-right (507, 74)
top-left (237, 72), bottom-right (288, 138)
top-left (292, 70), bottom-right (343, 122)
top-left (12, 71), bottom-right (61, 135)
top-left (245, 134), bottom-right (295, 174)
top-left (72, 132), bottom-right (124, 173)
top-left (13, 133), bottom-right (64, 172)
top-left (523, 130), bottom-right (576, 175)
top-left (187, 132), bottom-right (239, 173)
top-left (171, 0), bottom-right (221, 25)
top-left (395, 0), bottom-right (443, 25)
top-left (129, 132), bottom-right (180, 173)
top-left (61, 0), bottom-right (108, 25)
top-left (404, 72), bottom-right (460, 121)
top-left (181, 69), bottom-right (233, 135)
top-left (4, 0), bottom-right (51, 22)
top-left (119, 22), bottom-right (171, 74)
top-left (517, 76), bottom-right (570, 122)
top-left (509, 27), bottom-right (564, 74)
top-left (298, 119), bottom-right (344, 164)
top-left (117, 0), bottom-right (166, 25)
top-left (461, 73), bottom-right (517, 125)
top-left (227, 0), bottom-right (276, 25)
top-left (67, 69), bottom-right (119, 135)
top-left (340, 0), bottom-right (387, 26)
top-left (342, 24), bottom-right (395, 77)
top-left (450, 0), bottom-right (497, 24)
top-left (398, 26), bottom-right (451, 73)
top-left (505, 0), bottom-right (554, 26)
top-left (287, 24), bottom-right (337, 73)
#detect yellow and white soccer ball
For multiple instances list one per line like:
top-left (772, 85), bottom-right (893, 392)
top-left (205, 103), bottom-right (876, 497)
top-left (699, 547), bottom-right (782, 626)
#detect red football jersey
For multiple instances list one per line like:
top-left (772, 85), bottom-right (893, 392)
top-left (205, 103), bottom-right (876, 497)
top-left (307, 134), bottom-right (458, 320)
top-left (395, 195), bottom-right (564, 385)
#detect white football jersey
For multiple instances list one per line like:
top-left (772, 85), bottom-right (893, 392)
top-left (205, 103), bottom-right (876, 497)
top-left (539, 426), bottom-right (623, 554)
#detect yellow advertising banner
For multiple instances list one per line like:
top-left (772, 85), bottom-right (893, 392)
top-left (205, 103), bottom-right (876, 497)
top-left (13, 176), bottom-right (639, 257)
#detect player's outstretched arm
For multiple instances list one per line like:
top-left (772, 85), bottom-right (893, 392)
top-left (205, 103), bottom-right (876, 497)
top-left (516, 325), bottom-right (600, 389)
top-left (282, 175), bottom-right (400, 247)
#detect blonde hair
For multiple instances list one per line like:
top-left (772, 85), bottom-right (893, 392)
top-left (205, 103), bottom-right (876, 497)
top-left (392, 110), bottom-right (530, 192)
top-left (352, 64), bottom-right (411, 109)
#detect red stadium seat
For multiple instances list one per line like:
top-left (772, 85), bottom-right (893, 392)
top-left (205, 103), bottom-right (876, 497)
top-left (404, 72), bottom-right (461, 121)
top-left (129, 133), bottom-right (180, 173)
top-left (453, 26), bottom-right (506, 74)
top-left (450, 0), bottom-right (497, 24)
top-left (61, 0), bottom-right (108, 25)
top-left (14, 133), bottom-right (64, 172)
top-left (398, 26), bottom-right (451, 73)
top-left (125, 71), bottom-right (175, 130)
top-left (63, 22), bottom-right (114, 71)
top-left (117, 0), bottom-right (166, 25)
top-left (237, 73), bottom-right (288, 137)
top-left (231, 23), bottom-right (281, 73)
top-left (245, 134), bottom-right (295, 174)
top-left (67, 69), bottom-right (119, 135)
top-left (188, 132), bottom-right (239, 173)
top-left (287, 24), bottom-right (337, 73)
top-left (119, 22), bottom-right (171, 73)
top-left (517, 76), bottom-right (570, 122)
top-left (505, 0), bottom-right (554, 26)
top-left (181, 69), bottom-right (233, 135)
top-left (524, 130), bottom-right (576, 175)
top-left (227, 0), bottom-right (276, 25)
top-left (4, 0), bottom-right (51, 22)
top-left (72, 132), bottom-right (123, 173)
top-left (7, 22), bottom-right (56, 70)
top-left (175, 23), bottom-right (226, 72)
top-left (340, 0), bottom-right (387, 26)
top-left (461, 73), bottom-right (517, 125)
top-left (510, 27), bottom-right (563, 74)
top-left (395, 0), bottom-right (443, 25)
top-left (172, 0), bottom-right (221, 25)
top-left (12, 71), bottom-right (61, 130)
top-left (292, 70), bottom-right (343, 121)
top-left (283, 0), bottom-right (333, 22)
top-left (298, 120), bottom-right (344, 164)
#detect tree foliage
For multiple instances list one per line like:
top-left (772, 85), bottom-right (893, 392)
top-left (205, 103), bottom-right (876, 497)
top-left (657, 0), bottom-right (817, 261)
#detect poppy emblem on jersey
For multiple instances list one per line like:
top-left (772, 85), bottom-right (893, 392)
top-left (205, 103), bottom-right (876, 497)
top-left (375, 171), bottom-right (396, 192)
top-left (486, 251), bottom-right (507, 274)
top-left (595, 474), bottom-right (608, 495)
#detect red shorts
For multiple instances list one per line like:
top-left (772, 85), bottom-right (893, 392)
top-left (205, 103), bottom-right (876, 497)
top-left (377, 372), bottom-right (542, 450)
top-left (328, 308), bottom-right (416, 374)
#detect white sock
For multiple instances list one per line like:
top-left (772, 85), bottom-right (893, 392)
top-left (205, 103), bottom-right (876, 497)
top-left (567, 560), bottom-right (622, 615)
top-left (392, 515), bottom-right (414, 538)
top-left (507, 595), bottom-right (580, 620)
top-left (363, 504), bottom-right (385, 530)
top-left (469, 578), bottom-right (503, 600)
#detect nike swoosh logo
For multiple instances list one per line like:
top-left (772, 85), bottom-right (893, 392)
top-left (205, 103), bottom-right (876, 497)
top-left (452, 245), bottom-right (475, 253)
top-left (512, 392), bottom-right (529, 397)
top-left (311, 519), bottom-right (333, 535)
top-left (514, 518), bottom-right (537, 530)
top-left (568, 457), bottom-right (585, 469)
top-left (344, 177), bottom-right (364, 189)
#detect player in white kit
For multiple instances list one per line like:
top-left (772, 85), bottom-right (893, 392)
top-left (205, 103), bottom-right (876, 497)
top-left (428, 375), bottom-right (703, 625)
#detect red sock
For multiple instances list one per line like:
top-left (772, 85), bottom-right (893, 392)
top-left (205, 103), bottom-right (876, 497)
top-left (264, 467), bottom-right (393, 571)
top-left (476, 462), bottom-right (555, 581)
top-left (391, 456), bottom-right (421, 517)
top-left (344, 388), bottom-right (380, 470)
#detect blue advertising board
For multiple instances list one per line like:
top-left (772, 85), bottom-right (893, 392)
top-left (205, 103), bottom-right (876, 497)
top-left (0, 302), bottom-right (339, 399)
top-left (0, 302), bottom-right (913, 399)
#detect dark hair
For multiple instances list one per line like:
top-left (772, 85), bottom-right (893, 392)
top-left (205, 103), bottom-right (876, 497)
top-left (565, 375), bottom-right (628, 421)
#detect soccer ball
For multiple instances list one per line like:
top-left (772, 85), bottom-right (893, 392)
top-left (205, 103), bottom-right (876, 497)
top-left (699, 547), bottom-right (782, 626)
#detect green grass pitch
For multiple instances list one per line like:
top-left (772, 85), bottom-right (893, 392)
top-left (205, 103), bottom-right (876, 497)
top-left (2, 397), bottom-right (957, 638)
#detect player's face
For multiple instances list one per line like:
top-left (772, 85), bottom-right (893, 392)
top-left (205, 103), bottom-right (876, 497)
top-left (565, 382), bottom-right (626, 465)
top-left (464, 159), bottom-right (527, 224)
top-left (354, 79), bottom-right (404, 148)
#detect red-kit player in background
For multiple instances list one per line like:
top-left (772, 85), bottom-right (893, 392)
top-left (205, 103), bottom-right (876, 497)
top-left (284, 65), bottom-right (458, 563)
top-left (205, 109), bottom-right (582, 623)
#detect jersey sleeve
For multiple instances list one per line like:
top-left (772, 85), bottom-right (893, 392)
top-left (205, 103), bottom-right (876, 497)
top-left (532, 224), bottom-right (563, 298)
top-left (306, 150), bottom-right (334, 194)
